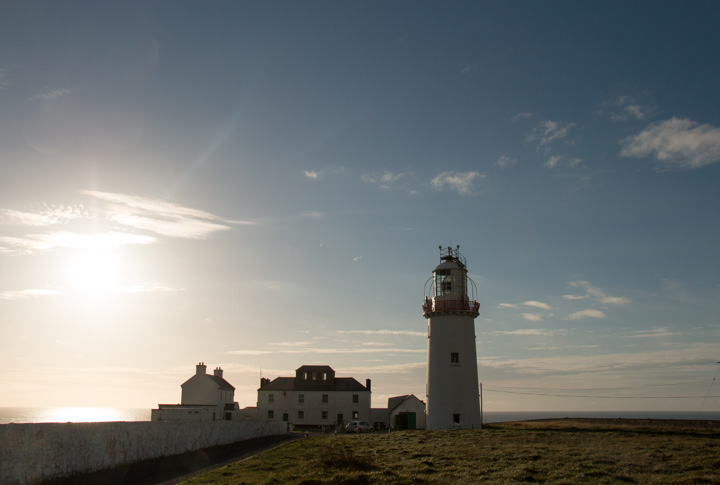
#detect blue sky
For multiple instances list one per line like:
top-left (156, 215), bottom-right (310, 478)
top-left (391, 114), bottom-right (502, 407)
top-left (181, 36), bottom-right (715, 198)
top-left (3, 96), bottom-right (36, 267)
top-left (1, 1), bottom-right (719, 413)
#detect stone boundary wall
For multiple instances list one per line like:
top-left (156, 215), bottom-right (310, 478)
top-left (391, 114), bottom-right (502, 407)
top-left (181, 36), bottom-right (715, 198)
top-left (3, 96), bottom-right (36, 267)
top-left (0, 420), bottom-right (287, 485)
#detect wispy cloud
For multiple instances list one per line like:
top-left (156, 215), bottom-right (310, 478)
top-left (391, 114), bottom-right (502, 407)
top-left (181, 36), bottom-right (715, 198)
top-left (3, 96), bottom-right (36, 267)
top-left (512, 112), bottom-right (534, 121)
top-left (521, 313), bottom-right (543, 322)
top-left (29, 88), bottom-right (74, 101)
top-left (81, 190), bottom-right (252, 239)
top-left (0, 289), bottom-right (62, 300)
top-left (498, 303), bottom-right (519, 309)
top-left (300, 211), bottom-right (325, 219)
top-left (627, 326), bottom-right (680, 338)
top-left (495, 156), bottom-right (516, 168)
top-left (523, 301), bottom-right (551, 310)
top-left (1, 206), bottom-right (85, 226)
top-left (228, 347), bottom-right (424, 355)
top-left (528, 120), bottom-right (575, 147)
top-left (567, 281), bottom-right (631, 306)
top-left (567, 309), bottom-right (606, 320)
top-left (0, 232), bottom-right (155, 255)
top-left (601, 95), bottom-right (656, 122)
top-left (544, 156), bottom-right (561, 169)
top-left (620, 117), bottom-right (720, 169)
top-left (338, 329), bottom-right (426, 337)
top-left (303, 170), bottom-right (322, 179)
top-left (361, 171), bottom-right (403, 185)
top-left (459, 64), bottom-right (473, 75)
top-left (492, 328), bottom-right (566, 336)
top-left (430, 171), bottom-right (486, 196)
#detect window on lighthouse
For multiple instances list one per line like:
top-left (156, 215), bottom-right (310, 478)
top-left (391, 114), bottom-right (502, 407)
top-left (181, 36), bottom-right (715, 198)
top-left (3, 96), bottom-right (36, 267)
top-left (451, 352), bottom-right (459, 364)
top-left (435, 270), bottom-right (452, 296)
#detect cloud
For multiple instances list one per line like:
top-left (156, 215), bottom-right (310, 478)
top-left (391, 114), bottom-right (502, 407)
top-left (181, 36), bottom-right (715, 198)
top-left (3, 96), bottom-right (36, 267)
top-left (228, 347), bottom-right (424, 355)
top-left (626, 326), bottom-right (680, 338)
top-left (29, 88), bottom-right (74, 101)
top-left (521, 313), bottom-right (543, 322)
top-left (81, 190), bottom-right (252, 239)
top-left (512, 112), bottom-right (534, 121)
top-left (430, 171), bottom-right (486, 196)
top-left (0, 206), bottom-right (85, 226)
top-left (117, 283), bottom-right (182, 293)
top-left (602, 95), bottom-right (656, 122)
top-left (338, 329), bottom-right (426, 337)
top-left (495, 156), bottom-right (516, 168)
top-left (361, 171), bottom-right (403, 185)
top-left (498, 303), bottom-right (519, 309)
top-left (0, 232), bottom-right (155, 255)
top-left (492, 328), bottom-right (566, 336)
top-left (303, 170), bottom-right (322, 179)
top-left (300, 211), bottom-right (325, 219)
top-left (567, 309), bottom-right (606, 320)
top-left (528, 120), bottom-right (575, 146)
top-left (568, 281), bottom-right (631, 306)
top-left (459, 64), bottom-right (472, 75)
top-left (523, 301), bottom-right (551, 310)
top-left (0, 289), bottom-right (62, 300)
top-left (620, 117), bottom-right (720, 169)
top-left (352, 256), bottom-right (362, 262)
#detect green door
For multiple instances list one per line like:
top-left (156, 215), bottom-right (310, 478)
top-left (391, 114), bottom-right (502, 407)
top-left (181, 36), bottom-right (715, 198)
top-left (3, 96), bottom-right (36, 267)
top-left (337, 414), bottom-right (343, 426)
top-left (408, 413), bottom-right (416, 429)
top-left (283, 413), bottom-right (288, 422)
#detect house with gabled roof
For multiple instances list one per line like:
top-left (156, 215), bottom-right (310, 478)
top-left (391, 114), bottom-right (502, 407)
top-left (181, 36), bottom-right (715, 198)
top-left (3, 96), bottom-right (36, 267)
top-left (256, 365), bottom-right (371, 429)
top-left (151, 362), bottom-right (240, 421)
top-left (388, 394), bottom-right (426, 429)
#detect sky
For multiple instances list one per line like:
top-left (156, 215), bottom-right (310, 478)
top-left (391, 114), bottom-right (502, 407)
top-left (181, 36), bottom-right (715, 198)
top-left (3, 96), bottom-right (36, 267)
top-left (1, 1), bottom-right (720, 414)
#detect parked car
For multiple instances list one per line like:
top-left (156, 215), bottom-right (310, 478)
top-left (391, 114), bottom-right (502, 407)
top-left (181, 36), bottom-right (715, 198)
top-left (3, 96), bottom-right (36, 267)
top-left (345, 420), bottom-right (373, 433)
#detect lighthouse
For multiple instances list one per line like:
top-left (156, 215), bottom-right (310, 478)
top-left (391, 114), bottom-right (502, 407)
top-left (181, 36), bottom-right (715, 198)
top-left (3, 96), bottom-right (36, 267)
top-left (422, 245), bottom-right (481, 430)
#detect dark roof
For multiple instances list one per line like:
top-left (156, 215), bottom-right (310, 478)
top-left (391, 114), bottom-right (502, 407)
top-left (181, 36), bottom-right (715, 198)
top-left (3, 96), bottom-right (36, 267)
top-left (260, 376), bottom-right (368, 392)
top-left (209, 375), bottom-right (235, 391)
top-left (388, 394), bottom-right (423, 412)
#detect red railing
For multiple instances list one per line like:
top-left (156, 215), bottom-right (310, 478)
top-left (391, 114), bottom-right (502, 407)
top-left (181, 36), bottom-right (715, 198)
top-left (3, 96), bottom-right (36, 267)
top-left (422, 299), bottom-right (480, 314)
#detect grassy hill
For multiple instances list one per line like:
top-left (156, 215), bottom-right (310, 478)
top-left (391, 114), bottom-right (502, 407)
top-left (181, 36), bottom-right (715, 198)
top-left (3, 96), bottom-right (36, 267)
top-left (184, 419), bottom-right (720, 484)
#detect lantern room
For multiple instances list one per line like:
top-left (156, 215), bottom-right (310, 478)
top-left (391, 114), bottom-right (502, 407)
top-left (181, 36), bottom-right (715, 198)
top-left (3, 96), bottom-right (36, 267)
top-left (422, 245), bottom-right (479, 317)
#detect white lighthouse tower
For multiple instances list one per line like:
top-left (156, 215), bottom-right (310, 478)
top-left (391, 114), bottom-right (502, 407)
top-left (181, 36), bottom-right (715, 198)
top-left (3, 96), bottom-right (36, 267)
top-left (422, 245), bottom-right (481, 430)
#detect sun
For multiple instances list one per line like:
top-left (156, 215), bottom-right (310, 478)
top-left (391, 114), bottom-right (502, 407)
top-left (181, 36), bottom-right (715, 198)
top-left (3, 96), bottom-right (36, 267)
top-left (63, 249), bottom-right (125, 294)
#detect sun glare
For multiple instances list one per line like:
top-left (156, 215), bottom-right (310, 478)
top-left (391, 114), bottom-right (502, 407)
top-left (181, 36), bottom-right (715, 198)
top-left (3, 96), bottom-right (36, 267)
top-left (63, 249), bottom-right (125, 294)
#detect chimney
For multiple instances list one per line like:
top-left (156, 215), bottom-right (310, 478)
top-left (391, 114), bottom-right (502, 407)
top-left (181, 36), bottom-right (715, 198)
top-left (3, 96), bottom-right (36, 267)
top-left (214, 367), bottom-right (223, 378)
top-left (260, 377), bottom-right (270, 388)
top-left (196, 362), bottom-right (207, 375)
top-left (366, 378), bottom-right (371, 392)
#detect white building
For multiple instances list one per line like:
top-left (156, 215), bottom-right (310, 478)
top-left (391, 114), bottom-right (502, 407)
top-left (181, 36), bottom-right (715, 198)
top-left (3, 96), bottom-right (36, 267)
top-left (388, 394), bottom-right (426, 430)
top-left (423, 246), bottom-right (482, 429)
top-left (151, 362), bottom-right (240, 421)
top-left (257, 365), bottom-right (371, 429)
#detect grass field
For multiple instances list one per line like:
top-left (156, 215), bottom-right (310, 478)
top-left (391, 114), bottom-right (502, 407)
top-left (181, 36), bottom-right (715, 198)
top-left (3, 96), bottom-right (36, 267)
top-left (184, 420), bottom-right (720, 484)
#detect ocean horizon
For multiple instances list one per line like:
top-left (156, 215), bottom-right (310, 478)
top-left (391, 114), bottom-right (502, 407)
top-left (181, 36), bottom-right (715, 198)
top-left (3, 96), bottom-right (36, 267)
top-left (1, 407), bottom-right (718, 425)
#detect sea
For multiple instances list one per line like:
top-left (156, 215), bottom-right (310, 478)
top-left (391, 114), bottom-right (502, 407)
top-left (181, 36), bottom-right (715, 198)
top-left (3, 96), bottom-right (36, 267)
top-left (1, 407), bottom-right (719, 425)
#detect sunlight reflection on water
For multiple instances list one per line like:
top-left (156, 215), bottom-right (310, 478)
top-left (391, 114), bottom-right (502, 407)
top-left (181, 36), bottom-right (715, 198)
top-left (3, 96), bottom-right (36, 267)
top-left (0, 407), bottom-right (150, 424)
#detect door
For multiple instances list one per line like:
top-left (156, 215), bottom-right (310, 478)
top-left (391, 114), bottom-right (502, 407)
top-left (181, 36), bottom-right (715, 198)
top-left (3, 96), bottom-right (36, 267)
top-left (337, 413), bottom-right (343, 426)
top-left (407, 412), bottom-right (416, 429)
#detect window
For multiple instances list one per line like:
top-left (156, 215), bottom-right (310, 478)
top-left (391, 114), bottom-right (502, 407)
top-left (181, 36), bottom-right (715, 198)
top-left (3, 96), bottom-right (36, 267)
top-left (322, 394), bottom-right (328, 403)
top-left (298, 394), bottom-right (304, 403)
top-left (436, 269), bottom-right (452, 295)
top-left (268, 393), bottom-right (274, 403)
top-left (323, 372), bottom-right (327, 380)
top-left (451, 352), bottom-right (459, 364)
top-left (268, 410), bottom-right (274, 419)
top-left (312, 372), bottom-right (317, 380)
top-left (352, 394), bottom-right (359, 404)
top-left (352, 411), bottom-right (359, 419)
top-left (322, 411), bottom-right (328, 420)
top-left (453, 414), bottom-right (461, 424)
top-left (298, 410), bottom-right (304, 419)
top-left (303, 372), bottom-right (308, 380)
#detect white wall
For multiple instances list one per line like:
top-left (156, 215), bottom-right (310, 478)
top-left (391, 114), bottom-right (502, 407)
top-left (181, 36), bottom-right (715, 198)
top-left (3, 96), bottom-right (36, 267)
top-left (258, 389), bottom-right (371, 426)
top-left (0, 420), bottom-right (286, 485)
